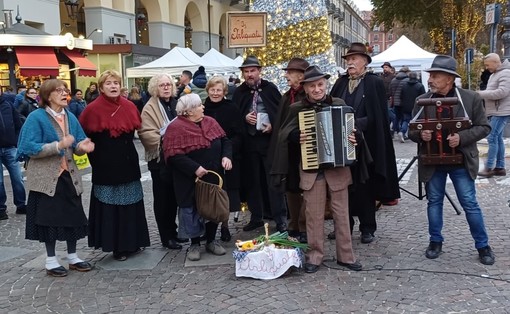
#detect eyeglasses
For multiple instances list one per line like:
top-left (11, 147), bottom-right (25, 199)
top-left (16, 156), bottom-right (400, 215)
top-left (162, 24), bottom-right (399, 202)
top-left (158, 83), bottom-right (172, 88)
top-left (55, 87), bottom-right (70, 95)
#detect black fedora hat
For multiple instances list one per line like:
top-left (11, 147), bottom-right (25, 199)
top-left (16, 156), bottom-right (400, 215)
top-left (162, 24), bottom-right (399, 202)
top-left (381, 61), bottom-right (392, 68)
top-left (300, 65), bottom-right (331, 84)
top-left (425, 55), bottom-right (460, 77)
top-left (283, 58), bottom-right (310, 72)
top-left (342, 42), bottom-right (372, 64)
top-left (239, 55), bottom-right (262, 68)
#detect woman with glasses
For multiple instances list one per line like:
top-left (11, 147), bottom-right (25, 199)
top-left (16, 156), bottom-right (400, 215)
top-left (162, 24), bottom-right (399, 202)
top-left (203, 76), bottom-right (244, 242)
top-left (17, 79), bottom-right (95, 277)
top-left (80, 70), bottom-right (150, 261)
top-left (18, 87), bottom-right (39, 121)
top-left (138, 74), bottom-right (182, 250)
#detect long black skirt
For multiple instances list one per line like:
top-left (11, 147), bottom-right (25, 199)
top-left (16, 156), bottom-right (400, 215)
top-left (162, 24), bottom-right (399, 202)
top-left (87, 192), bottom-right (151, 252)
top-left (25, 171), bottom-right (88, 243)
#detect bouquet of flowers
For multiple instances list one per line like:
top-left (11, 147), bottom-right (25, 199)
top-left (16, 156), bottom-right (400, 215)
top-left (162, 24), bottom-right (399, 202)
top-left (232, 223), bottom-right (308, 279)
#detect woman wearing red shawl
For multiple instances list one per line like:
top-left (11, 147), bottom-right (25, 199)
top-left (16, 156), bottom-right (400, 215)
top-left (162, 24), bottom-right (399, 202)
top-left (163, 93), bottom-right (232, 262)
top-left (79, 70), bottom-right (150, 261)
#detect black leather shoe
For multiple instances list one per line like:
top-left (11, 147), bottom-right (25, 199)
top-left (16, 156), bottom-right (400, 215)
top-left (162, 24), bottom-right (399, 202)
top-left (69, 261), bottom-right (92, 272)
top-left (298, 232), bottom-right (307, 244)
top-left (16, 206), bottom-right (27, 214)
top-left (327, 231), bottom-right (336, 240)
top-left (361, 233), bottom-right (374, 244)
top-left (337, 260), bottom-right (362, 271)
top-left (46, 266), bottom-right (68, 277)
top-left (478, 245), bottom-right (495, 265)
top-left (0, 212), bottom-right (8, 220)
top-left (220, 227), bottom-right (231, 242)
top-left (304, 263), bottom-right (320, 273)
top-left (276, 223), bottom-right (287, 233)
top-left (425, 241), bottom-right (442, 259)
top-left (163, 239), bottom-right (182, 250)
top-left (242, 220), bottom-right (264, 231)
top-left (176, 238), bottom-right (189, 243)
top-left (113, 252), bottom-right (127, 261)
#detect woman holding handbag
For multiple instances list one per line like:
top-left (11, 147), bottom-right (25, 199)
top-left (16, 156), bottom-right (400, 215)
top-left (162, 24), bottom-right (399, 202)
top-left (163, 93), bottom-right (232, 262)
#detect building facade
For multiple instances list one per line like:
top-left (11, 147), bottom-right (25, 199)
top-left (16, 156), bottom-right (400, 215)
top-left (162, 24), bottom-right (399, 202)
top-left (361, 10), bottom-right (396, 56)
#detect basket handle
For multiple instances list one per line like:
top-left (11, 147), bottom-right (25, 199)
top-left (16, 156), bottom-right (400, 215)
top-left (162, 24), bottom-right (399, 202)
top-left (195, 169), bottom-right (223, 188)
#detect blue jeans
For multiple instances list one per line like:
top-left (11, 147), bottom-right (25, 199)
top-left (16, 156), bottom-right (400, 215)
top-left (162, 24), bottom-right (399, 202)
top-left (399, 112), bottom-right (412, 135)
top-left (0, 147), bottom-right (26, 212)
top-left (425, 167), bottom-right (489, 249)
top-left (486, 115), bottom-right (510, 169)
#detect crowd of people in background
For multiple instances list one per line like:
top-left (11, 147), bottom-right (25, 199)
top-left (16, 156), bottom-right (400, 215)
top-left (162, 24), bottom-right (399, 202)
top-left (1, 44), bottom-right (507, 277)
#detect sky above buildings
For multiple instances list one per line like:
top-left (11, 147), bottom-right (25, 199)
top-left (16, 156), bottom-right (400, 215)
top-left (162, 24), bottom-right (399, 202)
top-left (356, 0), bottom-right (373, 11)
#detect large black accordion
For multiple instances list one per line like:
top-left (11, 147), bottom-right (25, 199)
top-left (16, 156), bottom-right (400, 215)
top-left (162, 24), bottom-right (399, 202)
top-left (298, 106), bottom-right (356, 170)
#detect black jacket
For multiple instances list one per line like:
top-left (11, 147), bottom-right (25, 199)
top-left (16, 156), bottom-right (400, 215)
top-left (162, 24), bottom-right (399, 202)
top-left (331, 72), bottom-right (400, 200)
top-left (231, 79), bottom-right (281, 153)
top-left (0, 94), bottom-right (23, 148)
top-left (401, 79), bottom-right (426, 114)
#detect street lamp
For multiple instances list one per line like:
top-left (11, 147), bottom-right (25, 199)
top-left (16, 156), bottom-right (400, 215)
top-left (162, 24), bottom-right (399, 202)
top-left (86, 28), bottom-right (102, 39)
top-left (63, 0), bottom-right (79, 20)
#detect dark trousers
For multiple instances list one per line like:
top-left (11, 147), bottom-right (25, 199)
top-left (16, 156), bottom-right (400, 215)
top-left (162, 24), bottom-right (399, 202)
top-left (150, 169), bottom-right (178, 244)
top-left (245, 150), bottom-right (287, 225)
top-left (349, 183), bottom-right (377, 235)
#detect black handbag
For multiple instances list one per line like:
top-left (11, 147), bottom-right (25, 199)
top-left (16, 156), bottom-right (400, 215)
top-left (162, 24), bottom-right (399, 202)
top-left (195, 170), bottom-right (230, 223)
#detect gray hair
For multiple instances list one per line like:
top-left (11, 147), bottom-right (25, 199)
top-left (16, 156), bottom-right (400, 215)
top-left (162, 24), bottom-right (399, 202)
top-left (176, 93), bottom-right (202, 116)
top-left (147, 73), bottom-right (176, 98)
top-left (484, 53), bottom-right (501, 63)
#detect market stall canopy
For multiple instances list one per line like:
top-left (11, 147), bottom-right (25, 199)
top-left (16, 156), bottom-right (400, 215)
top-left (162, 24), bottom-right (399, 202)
top-left (126, 47), bottom-right (240, 78)
top-left (15, 47), bottom-right (60, 77)
top-left (126, 47), bottom-right (203, 78)
top-left (369, 35), bottom-right (437, 72)
top-left (62, 50), bottom-right (97, 77)
top-left (200, 48), bottom-right (239, 73)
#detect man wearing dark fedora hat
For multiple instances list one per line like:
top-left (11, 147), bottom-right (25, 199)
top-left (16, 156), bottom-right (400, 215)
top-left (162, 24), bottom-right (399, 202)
top-left (330, 42), bottom-right (400, 244)
top-left (381, 61), bottom-right (395, 100)
top-left (272, 65), bottom-right (362, 273)
top-left (408, 55), bottom-right (495, 265)
top-left (231, 55), bottom-right (287, 233)
top-left (268, 57), bottom-right (309, 243)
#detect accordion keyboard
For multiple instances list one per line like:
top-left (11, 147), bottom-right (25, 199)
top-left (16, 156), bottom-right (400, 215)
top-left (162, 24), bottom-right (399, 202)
top-left (298, 110), bottom-right (319, 170)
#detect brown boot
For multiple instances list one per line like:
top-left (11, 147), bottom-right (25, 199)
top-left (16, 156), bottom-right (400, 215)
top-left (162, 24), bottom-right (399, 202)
top-left (478, 168), bottom-right (495, 178)
top-left (493, 168), bottom-right (507, 176)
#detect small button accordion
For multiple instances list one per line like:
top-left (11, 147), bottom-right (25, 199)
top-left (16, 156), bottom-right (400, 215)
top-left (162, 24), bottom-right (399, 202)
top-left (298, 105), bottom-right (356, 170)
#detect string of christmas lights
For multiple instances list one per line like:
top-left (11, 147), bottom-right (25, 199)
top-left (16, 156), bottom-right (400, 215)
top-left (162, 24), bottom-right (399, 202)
top-left (247, 0), bottom-right (338, 92)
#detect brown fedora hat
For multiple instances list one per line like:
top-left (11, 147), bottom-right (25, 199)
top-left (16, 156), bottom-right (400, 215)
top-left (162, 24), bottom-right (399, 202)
top-left (239, 55), bottom-right (262, 68)
top-left (425, 55), bottom-right (460, 77)
top-left (342, 42), bottom-right (372, 64)
top-left (283, 58), bottom-right (310, 72)
top-left (300, 65), bottom-right (331, 84)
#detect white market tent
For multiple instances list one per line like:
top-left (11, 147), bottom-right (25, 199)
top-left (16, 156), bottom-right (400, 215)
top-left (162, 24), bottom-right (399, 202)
top-left (369, 35), bottom-right (437, 86)
top-left (201, 48), bottom-right (239, 73)
top-left (126, 47), bottom-right (239, 78)
top-left (369, 35), bottom-right (436, 73)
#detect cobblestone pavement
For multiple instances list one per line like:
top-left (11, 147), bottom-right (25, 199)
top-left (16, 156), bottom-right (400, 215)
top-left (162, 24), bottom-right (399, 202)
top-left (1, 138), bottom-right (510, 313)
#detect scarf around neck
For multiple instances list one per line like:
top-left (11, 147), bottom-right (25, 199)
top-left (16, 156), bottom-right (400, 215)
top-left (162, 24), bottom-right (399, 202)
top-left (348, 70), bottom-right (367, 94)
top-left (162, 115), bottom-right (225, 158)
top-left (79, 94), bottom-right (141, 137)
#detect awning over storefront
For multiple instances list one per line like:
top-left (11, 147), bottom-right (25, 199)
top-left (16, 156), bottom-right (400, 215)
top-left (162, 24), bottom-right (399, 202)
top-left (15, 47), bottom-right (60, 77)
top-left (62, 50), bottom-right (97, 77)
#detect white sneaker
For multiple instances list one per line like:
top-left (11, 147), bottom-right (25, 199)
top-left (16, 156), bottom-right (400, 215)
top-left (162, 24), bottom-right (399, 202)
top-left (205, 240), bottom-right (226, 255)
top-left (398, 132), bottom-right (405, 143)
top-left (187, 244), bottom-right (201, 261)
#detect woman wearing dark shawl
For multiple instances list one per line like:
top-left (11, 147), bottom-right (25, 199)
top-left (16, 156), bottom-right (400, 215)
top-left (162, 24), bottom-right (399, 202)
top-left (163, 93), bottom-right (232, 262)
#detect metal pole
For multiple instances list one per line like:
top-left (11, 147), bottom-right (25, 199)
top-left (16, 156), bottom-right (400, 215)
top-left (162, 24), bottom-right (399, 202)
top-left (208, 0), bottom-right (212, 50)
